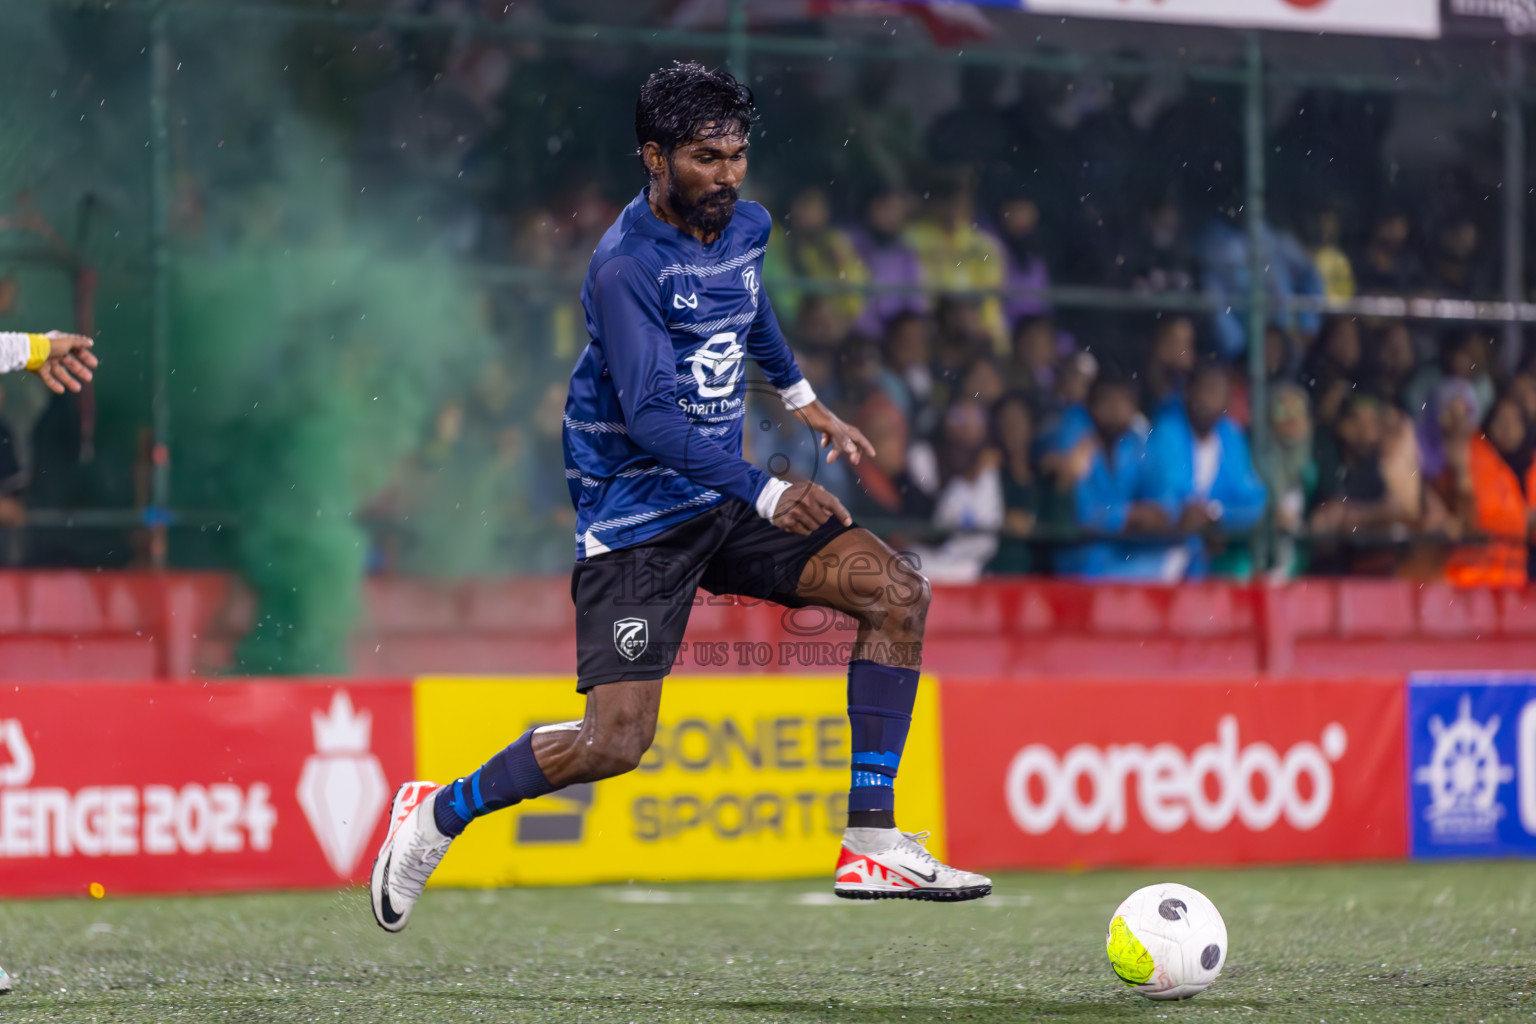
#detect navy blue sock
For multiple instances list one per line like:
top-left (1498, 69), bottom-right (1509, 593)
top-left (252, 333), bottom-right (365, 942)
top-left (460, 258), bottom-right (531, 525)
top-left (433, 729), bottom-right (555, 838)
top-left (846, 659), bottom-right (918, 830)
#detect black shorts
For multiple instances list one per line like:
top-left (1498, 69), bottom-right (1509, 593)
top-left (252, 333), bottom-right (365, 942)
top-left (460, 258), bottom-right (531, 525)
top-left (570, 498), bottom-right (855, 690)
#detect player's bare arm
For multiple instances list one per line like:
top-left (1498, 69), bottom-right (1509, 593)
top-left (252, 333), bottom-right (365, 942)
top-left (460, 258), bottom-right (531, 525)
top-left (0, 330), bottom-right (98, 394)
top-left (764, 403), bottom-right (871, 533)
top-left (796, 398), bottom-right (875, 466)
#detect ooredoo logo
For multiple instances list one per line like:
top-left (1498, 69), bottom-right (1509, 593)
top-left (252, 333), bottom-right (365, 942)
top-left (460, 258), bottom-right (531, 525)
top-left (1004, 717), bottom-right (1348, 836)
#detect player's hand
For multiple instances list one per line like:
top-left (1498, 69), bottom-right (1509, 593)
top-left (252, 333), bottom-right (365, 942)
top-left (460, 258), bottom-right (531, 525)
top-left (37, 331), bottom-right (97, 395)
top-left (771, 480), bottom-right (852, 535)
top-left (796, 400), bottom-right (875, 466)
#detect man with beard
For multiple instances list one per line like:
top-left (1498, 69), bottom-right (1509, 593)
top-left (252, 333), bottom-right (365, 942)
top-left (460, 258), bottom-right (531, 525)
top-left (370, 63), bottom-right (991, 935)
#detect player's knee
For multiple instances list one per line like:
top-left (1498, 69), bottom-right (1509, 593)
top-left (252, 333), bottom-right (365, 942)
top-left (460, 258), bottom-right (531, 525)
top-left (907, 569), bottom-right (932, 613)
top-left (577, 718), bottom-right (654, 780)
top-left (900, 570), bottom-right (932, 638)
top-left (606, 724), bottom-right (653, 775)
top-left (867, 564), bottom-right (929, 640)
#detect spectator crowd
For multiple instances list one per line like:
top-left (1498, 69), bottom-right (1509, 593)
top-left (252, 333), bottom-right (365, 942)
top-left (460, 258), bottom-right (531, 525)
top-left (365, 49), bottom-right (1536, 585)
top-left (9, 5), bottom-right (1536, 587)
top-left (741, 168), bottom-right (1536, 584)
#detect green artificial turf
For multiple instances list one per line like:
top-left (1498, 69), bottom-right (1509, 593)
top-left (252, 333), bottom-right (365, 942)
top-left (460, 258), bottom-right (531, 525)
top-left (0, 862), bottom-right (1532, 1022)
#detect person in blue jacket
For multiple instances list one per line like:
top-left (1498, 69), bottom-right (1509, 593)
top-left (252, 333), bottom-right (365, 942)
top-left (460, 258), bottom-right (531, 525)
top-left (1052, 373), bottom-right (1171, 579)
top-left (1143, 361), bottom-right (1268, 579)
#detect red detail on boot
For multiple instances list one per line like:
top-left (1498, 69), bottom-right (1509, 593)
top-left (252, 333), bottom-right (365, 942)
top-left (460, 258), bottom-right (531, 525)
top-left (835, 845), bottom-right (918, 888)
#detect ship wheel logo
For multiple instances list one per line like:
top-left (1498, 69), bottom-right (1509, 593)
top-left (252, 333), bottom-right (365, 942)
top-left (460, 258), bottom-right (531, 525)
top-left (1415, 695), bottom-right (1514, 841)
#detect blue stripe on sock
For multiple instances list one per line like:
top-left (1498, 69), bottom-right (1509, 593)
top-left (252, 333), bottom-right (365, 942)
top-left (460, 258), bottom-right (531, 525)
top-left (470, 772), bottom-right (485, 814)
top-left (852, 750), bottom-right (902, 770)
top-left (847, 705), bottom-right (913, 721)
top-left (852, 770), bottom-right (893, 790)
top-left (451, 779), bottom-right (472, 823)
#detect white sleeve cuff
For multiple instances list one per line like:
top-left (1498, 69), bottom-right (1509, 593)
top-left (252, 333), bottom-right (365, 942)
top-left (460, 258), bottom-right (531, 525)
top-left (778, 379), bottom-right (817, 411)
top-left (755, 477), bottom-right (791, 521)
top-left (0, 332), bottom-right (29, 374)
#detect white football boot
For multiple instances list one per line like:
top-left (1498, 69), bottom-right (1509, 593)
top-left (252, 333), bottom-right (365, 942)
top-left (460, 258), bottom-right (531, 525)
top-left (834, 828), bottom-right (991, 902)
top-left (0, 963), bottom-right (11, 993)
top-left (370, 781), bottom-right (454, 933)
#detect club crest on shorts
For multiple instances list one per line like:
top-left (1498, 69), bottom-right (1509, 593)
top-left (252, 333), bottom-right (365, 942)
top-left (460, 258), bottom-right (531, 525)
top-left (613, 617), bottom-right (649, 661)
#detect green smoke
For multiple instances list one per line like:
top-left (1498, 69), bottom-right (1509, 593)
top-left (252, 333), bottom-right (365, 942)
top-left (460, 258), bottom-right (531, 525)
top-left (165, 89), bottom-right (493, 671)
top-left (172, 240), bottom-right (489, 673)
top-left (0, 4), bottom-right (514, 672)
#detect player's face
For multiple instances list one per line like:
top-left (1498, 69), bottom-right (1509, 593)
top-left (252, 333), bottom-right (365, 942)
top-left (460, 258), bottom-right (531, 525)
top-left (661, 131), bottom-right (748, 236)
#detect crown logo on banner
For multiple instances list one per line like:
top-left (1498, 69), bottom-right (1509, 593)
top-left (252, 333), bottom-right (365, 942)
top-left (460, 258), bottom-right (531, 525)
top-left (312, 690), bottom-right (372, 755)
top-left (298, 690), bottom-right (389, 877)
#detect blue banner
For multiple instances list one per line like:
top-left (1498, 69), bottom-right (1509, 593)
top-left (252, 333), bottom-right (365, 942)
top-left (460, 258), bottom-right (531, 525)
top-left (1407, 674), bottom-right (1536, 858)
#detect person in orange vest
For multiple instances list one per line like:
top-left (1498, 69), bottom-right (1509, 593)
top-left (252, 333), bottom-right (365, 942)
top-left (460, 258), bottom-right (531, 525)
top-left (0, 330), bottom-right (96, 393)
top-left (1423, 380), bottom-right (1532, 587)
top-left (1484, 394), bottom-right (1536, 578)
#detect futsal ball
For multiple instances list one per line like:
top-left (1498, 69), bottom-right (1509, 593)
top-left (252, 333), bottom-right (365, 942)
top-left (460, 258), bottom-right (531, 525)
top-left (1105, 882), bottom-right (1227, 1000)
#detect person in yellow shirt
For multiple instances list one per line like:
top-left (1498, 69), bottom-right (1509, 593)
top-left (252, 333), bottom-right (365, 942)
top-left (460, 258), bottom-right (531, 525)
top-left (1308, 208), bottom-right (1356, 301)
top-left (902, 173), bottom-right (1008, 353)
top-left (762, 187), bottom-right (868, 328)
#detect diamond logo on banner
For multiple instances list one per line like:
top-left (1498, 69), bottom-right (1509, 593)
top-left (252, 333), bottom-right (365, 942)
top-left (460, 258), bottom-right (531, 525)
top-left (296, 691), bottom-right (389, 878)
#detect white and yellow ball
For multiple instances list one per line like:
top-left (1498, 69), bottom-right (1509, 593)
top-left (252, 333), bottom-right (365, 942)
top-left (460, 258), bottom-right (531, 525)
top-left (1106, 882), bottom-right (1227, 1000)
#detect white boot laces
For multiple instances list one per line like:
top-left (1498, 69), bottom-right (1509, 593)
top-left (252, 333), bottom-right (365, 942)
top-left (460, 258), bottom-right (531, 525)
top-left (899, 830), bottom-right (943, 872)
top-left (396, 817), bottom-right (451, 897)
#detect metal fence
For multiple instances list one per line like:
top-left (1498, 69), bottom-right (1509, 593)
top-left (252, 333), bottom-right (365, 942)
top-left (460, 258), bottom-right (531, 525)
top-left (0, 0), bottom-right (1528, 579)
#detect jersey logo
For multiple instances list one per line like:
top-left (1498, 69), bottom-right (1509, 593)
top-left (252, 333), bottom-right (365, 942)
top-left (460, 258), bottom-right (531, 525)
top-left (614, 617), bottom-right (649, 661)
top-left (742, 267), bottom-right (759, 308)
top-left (686, 332), bottom-right (744, 400)
top-left (672, 292), bottom-right (699, 310)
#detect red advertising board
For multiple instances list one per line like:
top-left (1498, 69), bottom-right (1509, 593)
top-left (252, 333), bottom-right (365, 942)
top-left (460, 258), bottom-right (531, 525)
top-left (0, 680), bottom-right (414, 896)
top-left (941, 678), bottom-right (1406, 869)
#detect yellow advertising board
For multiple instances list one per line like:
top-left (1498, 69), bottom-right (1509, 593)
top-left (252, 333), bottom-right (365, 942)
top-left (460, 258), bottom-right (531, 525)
top-left (414, 676), bottom-right (947, 886)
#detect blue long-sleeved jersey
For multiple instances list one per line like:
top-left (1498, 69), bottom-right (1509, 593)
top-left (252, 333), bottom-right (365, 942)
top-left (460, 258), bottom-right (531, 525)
top-left (564, 190), bottom-right (806, 559)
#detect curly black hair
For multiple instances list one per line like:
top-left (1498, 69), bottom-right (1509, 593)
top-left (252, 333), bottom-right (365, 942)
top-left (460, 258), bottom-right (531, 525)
top-left (635, 62), bottom-right (758, 161)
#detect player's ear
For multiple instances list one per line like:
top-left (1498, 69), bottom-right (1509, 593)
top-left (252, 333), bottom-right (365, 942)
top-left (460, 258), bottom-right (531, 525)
top-left (641, 141), bottom-right (666, 179)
